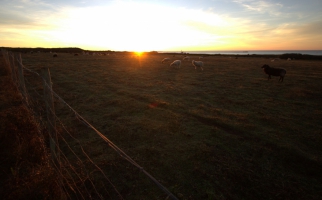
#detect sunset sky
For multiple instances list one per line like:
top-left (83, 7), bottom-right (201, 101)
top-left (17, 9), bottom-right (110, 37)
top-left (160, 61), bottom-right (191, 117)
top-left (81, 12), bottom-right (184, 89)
top-left (1, 0), bottom-right (321, 51)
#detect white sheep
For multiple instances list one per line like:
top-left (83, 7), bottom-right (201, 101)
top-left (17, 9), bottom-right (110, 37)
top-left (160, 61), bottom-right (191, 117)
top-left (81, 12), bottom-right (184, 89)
top-left (161, 58), bottom-right (171, 63)
top-left (287, 58), bottom-right (291, 61)
top-left (199, 56), bottom-right (203, 60)
top-left (192, 60), bottom-right (204, 71)
top-left (169, 60), bottom-right (181, 69)
top-left (183, 56), bottom-right (190, 61)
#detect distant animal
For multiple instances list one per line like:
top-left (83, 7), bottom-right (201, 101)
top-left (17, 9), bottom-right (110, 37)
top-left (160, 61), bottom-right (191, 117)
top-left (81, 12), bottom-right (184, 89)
top-left (161, 58), bottom-right (171, 63)
top-left (183, 56), bottom-right (190, 61)
top-left (261, 64), bottom-right (286, 82)
top-left (53, 54), bottom-right (58, 57)
top-left (192, 60), bottom-right (204, 71)
top-left (271, 58), bottom-right (280, 62)
top-left (287, 58), bottom-right (291, 61)
top-left (169, 60), bottom-right (181, 69)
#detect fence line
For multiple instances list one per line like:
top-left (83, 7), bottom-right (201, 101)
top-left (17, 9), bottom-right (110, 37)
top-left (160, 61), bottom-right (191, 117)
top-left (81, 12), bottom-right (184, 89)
top-left (20, 55), bottom-right (126, 199)
top-left (1, 49), bottom-right (178, 200)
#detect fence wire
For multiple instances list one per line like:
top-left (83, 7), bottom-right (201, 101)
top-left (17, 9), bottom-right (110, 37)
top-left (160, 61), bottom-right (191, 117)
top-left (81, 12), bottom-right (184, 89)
top-left (1, 49), bottom-right (178, 200)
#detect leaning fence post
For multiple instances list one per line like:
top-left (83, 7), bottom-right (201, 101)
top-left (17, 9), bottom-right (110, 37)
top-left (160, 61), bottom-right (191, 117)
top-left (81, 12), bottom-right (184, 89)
top-left (6, 50), bottom-right (10, 66)
top-left (41, 67), bottom-right (66, 199)
top-left (41, 67), bottom-right (60, 165)
top-left (15, 53), bottom-right (28, 105)
top-left (9, 53), bottom-right (18, 84)
top-left (2, 49), bottom-right (9, 66)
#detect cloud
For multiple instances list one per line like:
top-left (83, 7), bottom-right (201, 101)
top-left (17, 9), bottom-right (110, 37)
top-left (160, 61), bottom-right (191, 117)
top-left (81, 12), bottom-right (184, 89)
top-left (232, 20), bottom-right (322, 50)
top-left (294, 20), bottom-right (322, 36)
top-left (0, 0), bottom-right (61, 26)
top-left (233, 0), bottom-right (283, 16)
top-left (0, 11), bottom-right (34, 26)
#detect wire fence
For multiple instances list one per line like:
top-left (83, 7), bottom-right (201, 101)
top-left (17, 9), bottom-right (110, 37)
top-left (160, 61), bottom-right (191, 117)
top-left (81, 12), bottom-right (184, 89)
top-left (1, 49), bottom-right (178, 200)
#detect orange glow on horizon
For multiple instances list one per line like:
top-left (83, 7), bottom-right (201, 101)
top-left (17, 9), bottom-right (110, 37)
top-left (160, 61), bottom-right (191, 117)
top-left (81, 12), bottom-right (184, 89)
top-left (135, 51), bottom-right (143, 56)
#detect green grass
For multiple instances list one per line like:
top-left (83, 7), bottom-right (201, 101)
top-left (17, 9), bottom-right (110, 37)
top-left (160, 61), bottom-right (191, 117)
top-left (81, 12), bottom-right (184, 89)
top-left (21, 53), bottom-right (322, 199)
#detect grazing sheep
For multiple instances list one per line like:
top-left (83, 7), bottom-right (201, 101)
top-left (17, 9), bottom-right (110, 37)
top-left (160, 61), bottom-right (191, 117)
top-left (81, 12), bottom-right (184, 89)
top-left (287, 58), bottom-right (291, 61)
top-left (199, 56), bottom-right (203, 60)
top-left (161, 58), bottom-right (171, 63)
top-left (261, 64), bottom-right (286, 82)
top-left (169, 60), bottom-right (181, 69)
top-left (271, 58), bottom-right (280, 62)
top-left (183, 56), bottom-right (190, 61)
top-left (192, 60), bottom-right (204, 71)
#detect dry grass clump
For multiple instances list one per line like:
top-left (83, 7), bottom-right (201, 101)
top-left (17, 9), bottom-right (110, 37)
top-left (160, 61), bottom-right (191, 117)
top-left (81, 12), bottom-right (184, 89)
top-left (0, 56), bottom-right (60, 200)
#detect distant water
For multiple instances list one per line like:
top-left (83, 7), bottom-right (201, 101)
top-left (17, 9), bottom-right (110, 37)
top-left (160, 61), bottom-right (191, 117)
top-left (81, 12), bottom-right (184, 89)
top-left (161, 50), bottom-right (322, 55)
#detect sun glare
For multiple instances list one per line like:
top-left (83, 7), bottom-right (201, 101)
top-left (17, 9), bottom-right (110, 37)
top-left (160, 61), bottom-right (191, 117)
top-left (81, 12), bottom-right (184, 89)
top-left (135, 51), bottom-right (143, 56)
top-left (52, 2), bottom-right (227, 51)
top-left (43, 2), bottom-right (258, 51)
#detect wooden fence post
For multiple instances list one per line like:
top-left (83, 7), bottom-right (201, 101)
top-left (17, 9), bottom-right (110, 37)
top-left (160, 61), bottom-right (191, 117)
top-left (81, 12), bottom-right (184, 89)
top-left (9, 53), bottom-right (18, 84)
top-left (1, 49), bottom-right (9, 66)
top-left (15, 53), bottom-right (28, 104)
top-left (6, 51), bottom-right (10, 66)
top-left (41, 67), bottom-right (66, 200)
top-left (41, 67), bottom-right (60, 165)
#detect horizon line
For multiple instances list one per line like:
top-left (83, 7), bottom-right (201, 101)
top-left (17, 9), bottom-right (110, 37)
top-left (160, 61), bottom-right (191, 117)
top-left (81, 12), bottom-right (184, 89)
top-left (2, 47), bottom-right (322, 52)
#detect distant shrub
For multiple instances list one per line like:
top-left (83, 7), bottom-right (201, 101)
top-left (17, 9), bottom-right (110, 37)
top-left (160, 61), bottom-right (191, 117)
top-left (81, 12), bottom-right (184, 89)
top-left (279, 53), bottom-right (322, 60)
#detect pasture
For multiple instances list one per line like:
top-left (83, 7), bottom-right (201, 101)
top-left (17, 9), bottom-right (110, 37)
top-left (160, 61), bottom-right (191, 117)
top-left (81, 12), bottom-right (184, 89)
top-left (21, 52), bottom-right (322, 199)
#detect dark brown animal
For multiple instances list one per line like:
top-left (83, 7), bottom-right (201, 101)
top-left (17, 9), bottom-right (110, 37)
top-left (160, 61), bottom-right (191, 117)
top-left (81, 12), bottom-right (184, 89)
top-left (261, 64), bottom-right (286, 82)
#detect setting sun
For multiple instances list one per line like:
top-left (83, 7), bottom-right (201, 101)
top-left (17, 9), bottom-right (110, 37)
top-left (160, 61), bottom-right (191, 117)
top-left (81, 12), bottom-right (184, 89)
top-left (134, 51), bottom-right (143, 56)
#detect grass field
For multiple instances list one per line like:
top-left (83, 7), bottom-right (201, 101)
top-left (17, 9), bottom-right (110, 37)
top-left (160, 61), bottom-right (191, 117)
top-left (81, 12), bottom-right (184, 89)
top-left (21, 52), bottom-right (322, 199)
